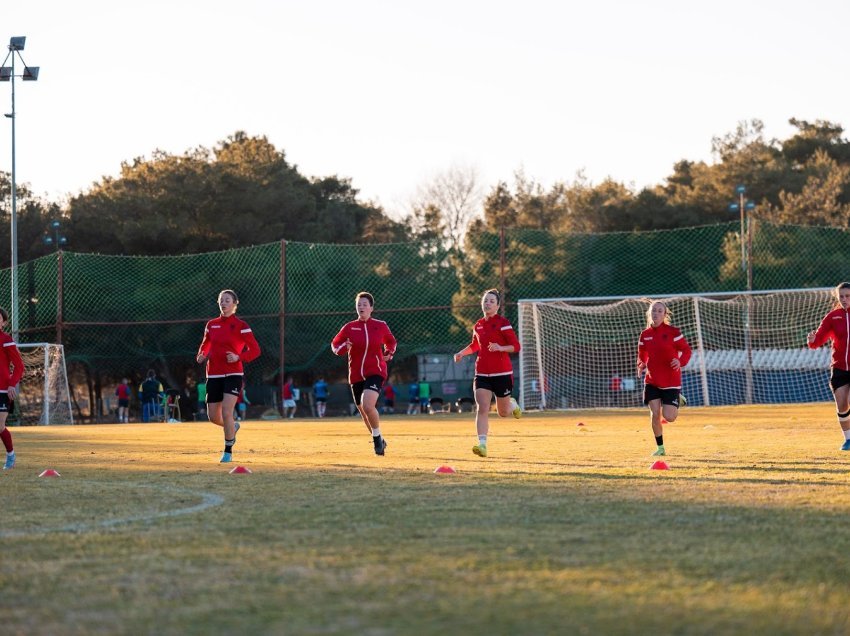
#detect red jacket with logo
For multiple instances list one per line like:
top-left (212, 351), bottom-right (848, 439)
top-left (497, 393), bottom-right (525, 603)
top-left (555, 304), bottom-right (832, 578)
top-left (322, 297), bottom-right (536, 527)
top-left (637, 323), bottom-right (692, 390)
top-left (0, 332), bottom-right (24, 391)
top-left (809, 307), bottom-right (850, 370)
top-left (331, 318), bottom-right (397, 383)
top-left (466, 314), bottom-right (521, 376)
top-left (197, 314), bottom-right (261, 378)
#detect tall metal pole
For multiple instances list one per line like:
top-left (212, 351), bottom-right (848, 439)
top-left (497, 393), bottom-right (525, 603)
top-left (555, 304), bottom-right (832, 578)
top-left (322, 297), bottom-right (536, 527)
top-left (9, 46), bottom-right (17, 339)
top-left (739, 190), bottom-right (746, 273)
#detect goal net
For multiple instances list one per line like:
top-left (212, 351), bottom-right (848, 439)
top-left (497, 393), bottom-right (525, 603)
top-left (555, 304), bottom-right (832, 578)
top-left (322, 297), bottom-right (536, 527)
top-left (15, 343), bottom-right (74, 425)
top-left (517, 289), bottom-right (835, 410)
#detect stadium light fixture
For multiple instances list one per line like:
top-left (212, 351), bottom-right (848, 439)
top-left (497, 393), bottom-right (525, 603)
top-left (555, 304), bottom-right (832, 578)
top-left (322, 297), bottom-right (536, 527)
top-left (43, 219), bottom-right (67, 251)
top-left (1, 35), bottom-right (39, 340)
top-left (729, 185), bottom-right (756, 287)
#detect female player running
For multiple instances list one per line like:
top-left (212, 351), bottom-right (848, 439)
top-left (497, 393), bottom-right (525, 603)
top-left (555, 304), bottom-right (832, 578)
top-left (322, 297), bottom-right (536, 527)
top-left (808, 282), bottom-right (850, 450)
top-left (453, 288), bottom-right (521, 458)
top-left (0, 307), bottom-right (24, 469)
top-left (331, 292), bottom-right (397, 456)
top-left (637, 300), bottom-right (691, 457)
top-left (196, 289), bottom-right (261, 463)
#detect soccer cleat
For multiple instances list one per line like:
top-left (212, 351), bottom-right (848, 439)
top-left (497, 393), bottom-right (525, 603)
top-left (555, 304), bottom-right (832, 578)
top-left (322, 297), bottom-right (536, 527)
top-left (220, 451), bottom-right (232, 463)
top-left (652, 446), bottom-right (666, 456)
top-left (841, 440), bottom-right (850, 451)
top-left (373, 437), bottom-right (387, 456)
top-left (679, 393), bottom-right (688, 407)
top-left (472, 444), bottom-right (488, 457)
top-left (511, 398), bottom-right (522, 419)
top-left (233, 422), bottom-right (240, 444)
top-left (3, 451), bottom-right (15, 470)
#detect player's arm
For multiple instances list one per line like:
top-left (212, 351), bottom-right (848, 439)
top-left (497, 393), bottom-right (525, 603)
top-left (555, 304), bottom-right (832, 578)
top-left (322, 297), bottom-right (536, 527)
top-left (196, 323), bottom-right (212, 363)
top-left (495, 322), bottom-right (521, 354)
top-left (674, 331), bottom-right (692, 368)
top-left (383, 327), bottom-right (397, 361)
top-left (5, 342), bottom-right (24, 399)
top-left (238, 326), bottom-right (261, 363)
top-left (331, 324), bottom-right (350, 356)
top-left (808, 314), bottom-right (833, 349)
top-left (636, 335), bottom-right (648, 373)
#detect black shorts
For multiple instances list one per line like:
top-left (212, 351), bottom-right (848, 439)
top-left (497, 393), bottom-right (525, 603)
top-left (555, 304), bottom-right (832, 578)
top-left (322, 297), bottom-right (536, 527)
top-left (206, 375), bottom-right (243, 403)
top-left (473, 375), bottom-right (513, 398)
top-left (118, 399), bottom-right (129, 408)
top-left (831, 368), bottom-right (850, 391)
top-left (315, 397), bottom-right (327, 403)
top-left (643, 384), bottom-right (680, 407)
top-left (351, 376), bottom-right (383, 406)
top-left (0, 392), bottom-right (9, 412)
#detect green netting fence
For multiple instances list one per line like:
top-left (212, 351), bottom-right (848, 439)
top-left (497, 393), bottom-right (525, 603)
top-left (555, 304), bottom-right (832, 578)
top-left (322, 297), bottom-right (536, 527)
top-left (0, 220), bottom-right (847, 419)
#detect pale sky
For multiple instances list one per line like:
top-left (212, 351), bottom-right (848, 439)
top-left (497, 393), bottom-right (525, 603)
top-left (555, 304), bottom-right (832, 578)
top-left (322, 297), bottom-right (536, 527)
top-left (2, 0), bottom-right (848, 218)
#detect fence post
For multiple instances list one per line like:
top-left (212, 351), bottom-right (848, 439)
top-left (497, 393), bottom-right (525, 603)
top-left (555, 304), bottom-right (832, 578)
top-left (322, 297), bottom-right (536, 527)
top-left (499, 227), bottom-right (507, 312)
top-left (279, 239), bottom-right (286, 407)
top-left (56, 250), bottom-right (64, 345)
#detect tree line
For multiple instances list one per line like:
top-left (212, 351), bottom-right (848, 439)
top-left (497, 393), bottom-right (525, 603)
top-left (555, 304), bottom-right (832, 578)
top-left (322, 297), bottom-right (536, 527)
top-left (1, 119), bottom-right (849, 269)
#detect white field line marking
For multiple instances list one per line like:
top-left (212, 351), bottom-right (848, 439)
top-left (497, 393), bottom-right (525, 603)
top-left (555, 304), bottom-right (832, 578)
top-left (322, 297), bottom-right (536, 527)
top-left (0, 482), bottom-right (224, 538)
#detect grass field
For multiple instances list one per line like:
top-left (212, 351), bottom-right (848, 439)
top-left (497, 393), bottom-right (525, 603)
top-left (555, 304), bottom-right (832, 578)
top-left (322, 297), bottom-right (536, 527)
top-left (3, 404), bottom-right (850, 635)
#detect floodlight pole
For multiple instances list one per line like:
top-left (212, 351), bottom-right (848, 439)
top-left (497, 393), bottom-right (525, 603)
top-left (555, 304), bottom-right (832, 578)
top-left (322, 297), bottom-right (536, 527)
top-left (8, 44), bottom-right (18, 340)
top-left (2, 36), bottom-right (39, 341)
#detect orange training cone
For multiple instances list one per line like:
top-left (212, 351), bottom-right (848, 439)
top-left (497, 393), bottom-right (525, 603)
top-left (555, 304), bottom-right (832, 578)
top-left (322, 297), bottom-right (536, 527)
top-left (434, 465), bottom-right (456, 474)
top-left (576, 422), bottom-right (585, 426)
top-left (650, 460), bottom-right (669, 470)
top-left (229, 465), bottom-right (253, 474)
top-left (39, 469), bottom-right (61, 477)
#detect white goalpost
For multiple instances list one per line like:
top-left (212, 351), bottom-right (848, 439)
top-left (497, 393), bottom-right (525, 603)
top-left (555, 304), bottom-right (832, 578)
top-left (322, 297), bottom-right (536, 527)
top-left (15, 343), bottom-right (74, 425)
top-left (517, 288), bottom-right (834, 410)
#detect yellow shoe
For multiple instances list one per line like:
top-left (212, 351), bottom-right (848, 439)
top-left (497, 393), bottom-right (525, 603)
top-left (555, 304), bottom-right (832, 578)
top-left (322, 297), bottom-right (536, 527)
top-left (511, 398), bottom-right (522, 419)
top-left (472, 444), bottom-right (488, 457)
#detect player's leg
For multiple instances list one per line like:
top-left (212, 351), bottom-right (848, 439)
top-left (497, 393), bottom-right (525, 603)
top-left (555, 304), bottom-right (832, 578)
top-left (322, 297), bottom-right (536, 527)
top-left (358, 378), bottom-right (386, 455)
top-left (648, 398), bottom-right (665, 455)
top-left (832, 380), bottom-right (850, 450)
top-left (0, 397), bottom-right (14, 469)
top-left (473, 384), bottom-right (493, 457)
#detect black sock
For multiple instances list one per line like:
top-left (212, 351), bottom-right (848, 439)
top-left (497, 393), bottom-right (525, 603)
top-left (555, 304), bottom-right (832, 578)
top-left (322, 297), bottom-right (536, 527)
top-left (655, 435), bottom-right (663, 446)
top-left (224, 439), bottom-right (234, 453)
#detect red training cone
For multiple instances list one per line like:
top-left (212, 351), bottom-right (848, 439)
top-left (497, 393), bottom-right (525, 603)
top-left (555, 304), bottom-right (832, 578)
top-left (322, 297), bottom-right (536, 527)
top-left (660, 418), bottom-right (668, 424)
top-left (434, 465), bottom-right (456, 474)
top-left (576, 422), bottom-right (585, 426)
top-left (229, 465), bottom-right (253, 474)
top-left (650, 460), bottom-right (669, 470)
top-left (39, 469), bottom-right (61, 477)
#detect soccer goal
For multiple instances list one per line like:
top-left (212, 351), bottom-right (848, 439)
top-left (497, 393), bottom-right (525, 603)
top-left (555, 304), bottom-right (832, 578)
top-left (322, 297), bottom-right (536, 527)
top-left (517, 288), bottom-right (835, 410)
top-left (15, 343), bottom-right (74, 425)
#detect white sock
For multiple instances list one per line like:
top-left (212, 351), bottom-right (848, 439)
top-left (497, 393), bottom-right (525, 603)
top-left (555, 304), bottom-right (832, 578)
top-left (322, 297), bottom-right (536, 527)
top-left (478, 435), bottom-right (487, 446)
top-left (843, 429), bottom-right (850, 440)
top-left (372, 428), bottom-right (381, 438)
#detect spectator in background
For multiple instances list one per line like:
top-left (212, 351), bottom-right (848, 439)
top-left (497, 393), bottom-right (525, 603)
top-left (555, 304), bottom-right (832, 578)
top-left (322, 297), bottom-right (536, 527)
top-left (235, 386), bottom-right (250, 421)
top-left (383, 380), bottom-right (396, 414)
top-left (282, 375), bottom-right (297, 419)
top-left (313, 376), bottom-right (329, 418)
top-left (407, 380), bottom-right (419, 415)
top-left (115, 377), bottom-right (131, 423)
top-left (608, 372), bottom-right (622, 407)
top-left (139, 369), bottom-right (163, 423)
top-left (418, 378), bottom-right (431, 414)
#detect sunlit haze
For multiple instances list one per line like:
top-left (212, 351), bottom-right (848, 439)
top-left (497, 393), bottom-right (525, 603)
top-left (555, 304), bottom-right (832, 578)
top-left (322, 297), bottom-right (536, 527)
top-left (2, 0), bottom-right (848, 217)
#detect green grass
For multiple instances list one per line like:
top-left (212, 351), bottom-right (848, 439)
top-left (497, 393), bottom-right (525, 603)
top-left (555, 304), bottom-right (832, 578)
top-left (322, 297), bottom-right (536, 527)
top-left (3, 405), bottom-right (850, 635)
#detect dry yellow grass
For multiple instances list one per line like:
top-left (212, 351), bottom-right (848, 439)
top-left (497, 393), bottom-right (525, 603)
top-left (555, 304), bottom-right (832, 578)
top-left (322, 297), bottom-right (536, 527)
top-left (2, 404), bottom-right (850, 635)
